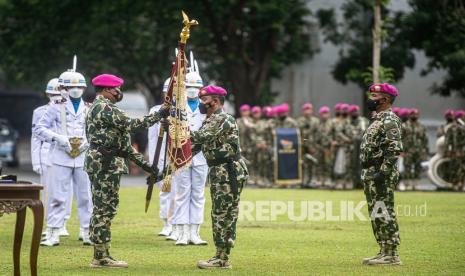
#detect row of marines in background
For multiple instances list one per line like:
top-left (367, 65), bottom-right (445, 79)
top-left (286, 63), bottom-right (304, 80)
top-left (237, 102), bottom-right (465, 191)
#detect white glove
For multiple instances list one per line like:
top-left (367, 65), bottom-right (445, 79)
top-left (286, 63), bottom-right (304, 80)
top-left (32, 164), bottom-right (42, 174)
top-left (54, 135), bottom-right (71, 152)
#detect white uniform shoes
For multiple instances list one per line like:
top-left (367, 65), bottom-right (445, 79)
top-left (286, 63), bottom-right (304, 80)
top-left (40, 228), bottom-right (60, 246)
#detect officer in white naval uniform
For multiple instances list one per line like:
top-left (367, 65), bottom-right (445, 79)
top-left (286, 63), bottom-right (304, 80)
top-left (31, 78), bottom-right (62, 204)
top-left (31, 78), bottom-right (74, 238)
top-left (36, 68), bottom-right (93, 246)
top-left (148, 78), bottom-right (173, 237)
top-left (166, 53), bottom-right (209, 246)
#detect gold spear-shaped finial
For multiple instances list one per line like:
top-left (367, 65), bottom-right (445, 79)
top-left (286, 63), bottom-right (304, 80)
top-left (180, 11), bottom-right (198, 44)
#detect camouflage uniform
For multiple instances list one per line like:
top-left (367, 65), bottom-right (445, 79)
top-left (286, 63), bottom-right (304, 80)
top-left (315, 119), bottom-right (334, 185)
top-left (236, 117), bottom-right (253, 167)
top-left (445, 122), bottom-right (465, 188)
top-left (85, 95), bottom-right (163, 259)
top-left (250, 118), bottom-right (270, 185)
top-left (351, 116), bottom-right (370, 188)
top-left (331, 117), bottom-right (353, 187)
top-left (360, 109), bottom-right (402, 256)
top-left (297, 115), bottom-right (319, 186)
top-left (403, 120), bottom-right (428, 181)
top-left (191, 108), bottom-right (248, 265)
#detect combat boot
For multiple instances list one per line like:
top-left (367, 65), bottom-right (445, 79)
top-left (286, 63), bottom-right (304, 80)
top-left (175, 224), bottom-right (190, 246)
top-left (197, 257), bottom-right (231, 269)
top-left (367, 245), bottom-right (402, 265)
top-left (166, 225), bottom-right (179, 241)
top-left (362, 244), bottom-right (384, 264)
top-left (40, 227), bottom-right (60, 246)
top-left (189, 224), bottom-right (207, 245)
top-left (90, 243), bottom-right (128, 268)
top-left (367, 255), bottom-right (402, 265)
top-left (158, 219), bottom-right (172, 236)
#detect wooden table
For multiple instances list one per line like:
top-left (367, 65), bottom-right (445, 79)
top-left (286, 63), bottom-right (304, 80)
top-left (0, 183), bottom-right (44, 276)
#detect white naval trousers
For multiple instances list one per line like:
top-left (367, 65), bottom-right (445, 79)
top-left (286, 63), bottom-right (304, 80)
top-left (46, 164), bottom-right (92, 229)
top-left (170, 165), bottom-right (208, 225)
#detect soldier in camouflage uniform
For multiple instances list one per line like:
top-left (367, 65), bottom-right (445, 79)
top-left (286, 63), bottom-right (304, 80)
top-left (297, 103), bottom-right (319, 187)
top-left (236, 104), bottom-right (253, 172)
top-left (445, 110), bottom-right (465, 190)
top-left (403, 109), bottom-right (428, 190)
top-left (349, 105), bottom-right (369, 189)
top-left (315, 106), bottom-right (333, 187)
top-left (250, 106), bottom-right (270, 186)
top-left (84, 74), bottom-right (170, 268)
top-left (361, 83), bottom-right (402, 265)
top-left (437, 109), bottom-right (455, 137)
top-left (193, 85), bottom-right (248, 269)
top-left (331, 103), bottom-right (354, 189)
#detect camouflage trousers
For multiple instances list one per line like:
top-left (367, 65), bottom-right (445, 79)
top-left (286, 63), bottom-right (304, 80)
top-left (252, 148), bottom-right (269, 182)
top-left (316, 147), bottom-right (332, 180)
top-left (210, 178), bottom-right (245, 262)
top-left (362, 168), bottom-right (400, 247)
top-left (403, 151), bottom-right (422, 179)
top-left (88, 172), bottom-right (121, 245)
top-left (449, 156), bottom-right (465, 186)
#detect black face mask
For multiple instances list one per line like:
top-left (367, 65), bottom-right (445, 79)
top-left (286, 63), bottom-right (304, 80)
top-left (366, 99), bottom-right (380, 111)
top-left (198, 102), bottom-right (211, 114)
top-left (335, 112), bottom-right (341, 117)
top-left (402, 117), bottom-right (408, 122)
top-left (351, 115), bottom-right (358, 120)
top-left (342, 113), bottom-right (348, 118)
top-left (109, 89), bottom-right (123, 102)
top-left (411, 117), bottom-right (418, 122)
top-left (446, 118), bottom-right (454, 123)
top-left (279, 115), bottom-right (286, 121)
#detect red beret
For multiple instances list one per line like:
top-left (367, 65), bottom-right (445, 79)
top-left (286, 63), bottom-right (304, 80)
top-left (92, 74), bottom-right (124, 88)
top-left (199, 85), bottom-right (227, 97)
top-left (368, 83), bottom-right (399, 97)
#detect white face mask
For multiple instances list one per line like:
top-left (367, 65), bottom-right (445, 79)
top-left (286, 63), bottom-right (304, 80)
top-left (49, 95), bottom-right (62, 102)
top-left (68, 87), bottom-right (84, 98)
top-left (186, 87), bottom-right (199, 98)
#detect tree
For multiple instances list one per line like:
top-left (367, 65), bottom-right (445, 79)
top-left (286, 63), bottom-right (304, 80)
top-left (316, 0), bottom-right (414, 89)
top-left (0, 0), bottom-right (315, 108)
top-left (402, 0), bottom-right (465, 97)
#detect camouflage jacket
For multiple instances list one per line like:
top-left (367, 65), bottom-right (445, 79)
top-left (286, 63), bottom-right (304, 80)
top-left (351, 116), bottom-right (369, 141)
top-left (250, 118), bottom-right (269, 147)
top-left (445, 122), bottom-right (465, 155)
top-left (297, 115), bottom-right (319, 151)
top-left (331, 118), bottom-right (352, 146)
top-left (360, 109), bottom-right (403, 175)
top-left (191, 109), bottom-right (248, 183)
top-left (84, 95), bottom-right (163, 175)
top-left (315, 119), bottom-right (333, 149)
top-left (236, 117), bottom-right (253, 153)
top-left (407, 120), bottom-right (429, 156)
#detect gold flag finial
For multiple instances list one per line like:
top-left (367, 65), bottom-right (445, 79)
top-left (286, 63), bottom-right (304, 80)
top-left (180, 11), bottom-right (198, 44)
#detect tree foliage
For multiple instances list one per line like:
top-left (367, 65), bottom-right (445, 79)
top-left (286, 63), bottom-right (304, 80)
top-left (316, 0), bottom-right (414, 89)
top-left (402, 0), bottom-right (465, 97)
top-left (0, 0), bottom-right (314, 107)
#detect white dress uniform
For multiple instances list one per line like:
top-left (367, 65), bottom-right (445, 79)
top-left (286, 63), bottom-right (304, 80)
top-left (148, 105), bottom-right (172, 224)
top-left (36, 97), bottom-right (92, 230)
top-left (31, 103), bottom-right (74, 221)
top-left (171, 104), bottom-right (207, 225)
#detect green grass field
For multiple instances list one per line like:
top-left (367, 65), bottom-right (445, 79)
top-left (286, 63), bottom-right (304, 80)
top-left (1, 187), bottom-right (464, 275)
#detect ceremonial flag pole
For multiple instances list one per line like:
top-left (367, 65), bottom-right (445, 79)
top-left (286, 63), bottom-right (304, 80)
top-left (145, 11), bottom-right (197, 212)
